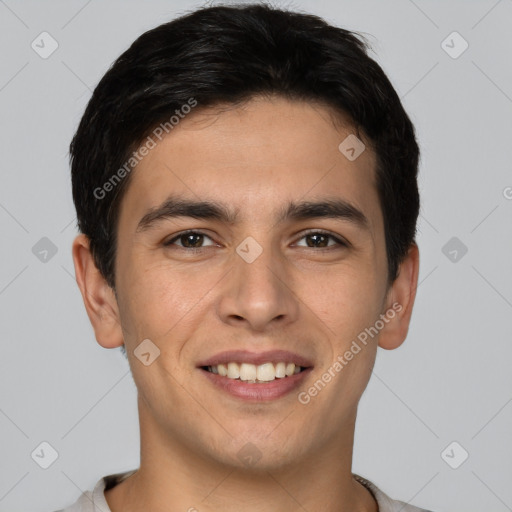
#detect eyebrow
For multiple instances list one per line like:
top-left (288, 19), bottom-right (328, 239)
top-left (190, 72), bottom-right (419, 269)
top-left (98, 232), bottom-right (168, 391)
top-left (135, 195), bottom-right (369, 233)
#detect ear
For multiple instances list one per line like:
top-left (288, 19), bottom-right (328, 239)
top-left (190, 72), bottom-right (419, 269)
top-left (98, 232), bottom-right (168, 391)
top-left (378, 243), bottom-right (420, 350)
top-left (71, 234), bottom-right (124, 349)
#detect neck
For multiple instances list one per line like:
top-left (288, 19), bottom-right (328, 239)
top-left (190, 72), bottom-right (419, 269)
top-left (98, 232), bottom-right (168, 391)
top-left (105, 396), bottom-right (378, 512)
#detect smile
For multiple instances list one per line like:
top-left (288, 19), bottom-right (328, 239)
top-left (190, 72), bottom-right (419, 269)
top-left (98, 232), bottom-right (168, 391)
top-left (204, 362), bottom-right (305, 383)
top-left (197, 350), bottom-right (313, 401)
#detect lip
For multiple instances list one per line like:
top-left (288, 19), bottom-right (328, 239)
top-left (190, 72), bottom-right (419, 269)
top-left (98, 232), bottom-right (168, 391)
top-left (200, 366), bottom-right (313, 401)
top-left (197, 350), bottom-right (314, 402)
top-left (197, 349), bottom-right (314, 368)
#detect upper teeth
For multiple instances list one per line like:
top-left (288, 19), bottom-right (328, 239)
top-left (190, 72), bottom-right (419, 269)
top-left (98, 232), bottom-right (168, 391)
top-left (207, 362), bottom-right (302, 382)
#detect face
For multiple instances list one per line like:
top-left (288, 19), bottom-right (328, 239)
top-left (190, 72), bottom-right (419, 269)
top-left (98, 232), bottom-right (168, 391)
top-left (76, 96), bottom-right (417, 472)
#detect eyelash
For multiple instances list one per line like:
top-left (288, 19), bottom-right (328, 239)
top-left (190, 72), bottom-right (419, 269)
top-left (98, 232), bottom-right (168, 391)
top-left (163, 229), bottom-right (348, 251)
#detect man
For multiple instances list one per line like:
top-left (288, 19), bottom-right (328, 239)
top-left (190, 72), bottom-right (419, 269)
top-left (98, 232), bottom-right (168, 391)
top-left (58, 3), bottom-right (433, 511)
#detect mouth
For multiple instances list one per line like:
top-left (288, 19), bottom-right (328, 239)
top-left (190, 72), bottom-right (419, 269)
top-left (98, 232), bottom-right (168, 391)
top-left (201, 361), bottom-right (307, 383)
top-left (197, 350), bottom-right (313, 401)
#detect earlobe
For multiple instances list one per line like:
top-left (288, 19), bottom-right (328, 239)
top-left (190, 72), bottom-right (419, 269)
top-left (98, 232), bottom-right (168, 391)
top-left (378, 243), bottom-right (420, 350)
top-left (71, 234), bottom-right (124, 349)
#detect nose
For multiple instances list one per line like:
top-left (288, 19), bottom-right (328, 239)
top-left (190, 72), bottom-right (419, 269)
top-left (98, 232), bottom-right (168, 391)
top-left (216, 241), bottom-right (299, 332)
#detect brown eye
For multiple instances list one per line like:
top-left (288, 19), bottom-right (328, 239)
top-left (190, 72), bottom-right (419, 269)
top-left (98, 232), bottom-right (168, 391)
top-left (305, 233), bottom-right (329, 248)
top-left (164, 231), bottom-right (215, 248)
top-left (296, 231), bottom-right (346, 249)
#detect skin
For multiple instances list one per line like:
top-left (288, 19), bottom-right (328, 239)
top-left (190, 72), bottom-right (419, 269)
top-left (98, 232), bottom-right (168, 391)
top-left (72, 95), bottom-right (419, 512)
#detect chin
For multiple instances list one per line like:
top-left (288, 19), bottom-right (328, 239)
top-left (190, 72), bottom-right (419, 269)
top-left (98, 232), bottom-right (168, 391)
top-left (208, 430), bottom-right (308, 472)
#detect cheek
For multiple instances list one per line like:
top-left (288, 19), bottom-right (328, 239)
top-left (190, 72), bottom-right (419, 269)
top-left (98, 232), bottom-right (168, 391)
top-left (305, 273), bottom-right (381, 408)
top-left (305, 265), bottom-right (385, 342)
top-left (116, 257), bottom-right (221, 343)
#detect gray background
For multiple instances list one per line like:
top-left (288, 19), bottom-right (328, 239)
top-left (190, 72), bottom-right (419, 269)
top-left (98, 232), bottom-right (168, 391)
top-left (1, 0), bottom-right (511, 511)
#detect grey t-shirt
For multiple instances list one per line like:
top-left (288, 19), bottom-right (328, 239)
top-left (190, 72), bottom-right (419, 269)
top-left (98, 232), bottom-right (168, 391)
top-left (55, 470), bottom-right (433, 511)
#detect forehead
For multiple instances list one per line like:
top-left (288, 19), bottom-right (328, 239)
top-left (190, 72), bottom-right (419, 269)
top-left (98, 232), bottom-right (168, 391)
top-left (118, 96), bottom-right (382, 232)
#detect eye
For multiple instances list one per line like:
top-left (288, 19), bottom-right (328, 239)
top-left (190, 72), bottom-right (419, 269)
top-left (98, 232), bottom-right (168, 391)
top-left (163, 229), bottom-right (347, 251)
top-left (295, 230), bottom-right (347, 249)
top-left (164, 230), bottom-right (216, 249)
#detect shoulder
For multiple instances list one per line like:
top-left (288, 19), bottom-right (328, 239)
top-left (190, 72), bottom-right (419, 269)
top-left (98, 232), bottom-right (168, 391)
top-left (51, 489), bottom-right (94, 512)
top-left (353, 474), bottom-right (436, 512)
top-left (51, 469), bottom-right (137, 512)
